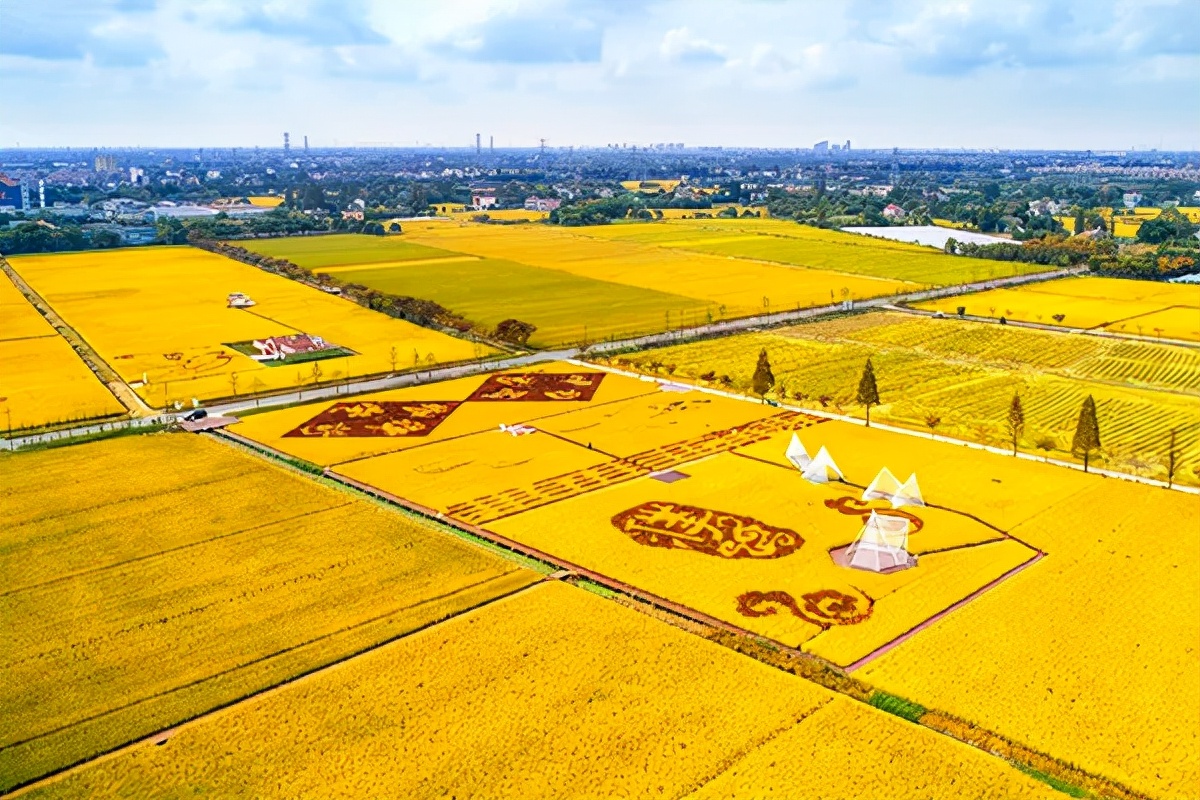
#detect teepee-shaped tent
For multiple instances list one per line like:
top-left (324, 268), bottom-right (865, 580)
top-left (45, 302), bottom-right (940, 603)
top-left (801, 446), bottom-right (843, 484)
top-left (785, 433), bottom-right (811, 470)
top-left (847, 511), bottom-right (914, 572)
top-left (862, 467), bottom-right (903, 504)
top-left (892, 473), bottom-right (925, 508)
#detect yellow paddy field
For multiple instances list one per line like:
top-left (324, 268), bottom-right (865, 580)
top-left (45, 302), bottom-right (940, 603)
top-left (232, 364), bottom-right (1038, 666)
top-left (916, 275), bottom-right (1200, 342)
top-left (0, 433), bottom-right (536, 791)
top-left (0, 273), bottom-right (124, 430)
top-left (611, 310), bottom-right (1200, 484)
top-left (230, 362), bottom-right (1200, 796)
top-left (24, 583), bottom-right (1057, 800)
top-left (240, 217), bottom-right (1035, 347)
top-left (5, 247), bottom-right (485, 407)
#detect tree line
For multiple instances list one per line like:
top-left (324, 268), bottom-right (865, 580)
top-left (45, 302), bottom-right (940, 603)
top-left (747, 349), bottom-right (1175, 481)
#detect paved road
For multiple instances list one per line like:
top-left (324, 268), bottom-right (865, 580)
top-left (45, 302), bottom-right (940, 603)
top-left (888, 302), bottom-right (1198, 348)
top-left (2, 263), bottom-right (1085, 450)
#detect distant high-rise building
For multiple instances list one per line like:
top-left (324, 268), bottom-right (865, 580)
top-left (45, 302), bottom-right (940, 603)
top-left (283, 132), bottom-right (290, 153)
top-left (476, 133), bottom-right (481, 155)
top-left (303, 135), bottom-right (309, 154)
top-left (489, 135), bottom-right (494, 153)
top-left (94, 153), bottom-right (116, 172)
top-left (0, 174), bottom-right (28, 211)
top-left (844, 140), bottom-right (851, 151)
top-left (813, 141), bottom-right (829, 155)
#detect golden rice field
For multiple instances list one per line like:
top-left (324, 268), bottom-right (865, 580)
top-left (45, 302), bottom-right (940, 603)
top-left (239, 216), bottom-right (1026, 347)
top-left (0, 273), bottom-right (124, 430)
top-left (609, 311), bottom-right (1200, 484)
top-left (916, 275), bottom-right (1200, 342)
top-left (24, 583), bottom-right (1058, 800)
top-left (234, 365), bottom-right (1039, 667)
top-left (0, 433), bottom-right (536, 791)
top-left (5, 247), bottom-right (486, 407)
top-left (738, 415), bottom-right (1200, 799)
top-left (863, 475), bottom-right (1200, 799)
top-left (228, 361), bottom-right (1200, 795)
top-left (576, 217), bottom-right (1047, 285)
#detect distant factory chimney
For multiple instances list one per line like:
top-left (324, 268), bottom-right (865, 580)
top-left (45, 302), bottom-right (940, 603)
top-left (283, 132), bottom-right (290, 153)
top-left (303, 135), bottom-right (309, 154)
top-left (476, 133), bottom-right (481, 155)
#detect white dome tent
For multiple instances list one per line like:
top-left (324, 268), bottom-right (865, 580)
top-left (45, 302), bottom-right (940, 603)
top-left (893, 473), bottom-right (925, 508)
top-left (862, 467), bottom-right (903, 503)
top-left (800, 446), bottom-right (843, 484)
top-left (785, 433), bottom-right (811, 470)
top-left (847, 511), bottom-right (916, 573)
top-left (861, 467), bottom-right (925, 509)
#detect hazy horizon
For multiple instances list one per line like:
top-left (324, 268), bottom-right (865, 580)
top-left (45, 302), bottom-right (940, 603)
top-left (2, 0), bottom-right (1198, 151)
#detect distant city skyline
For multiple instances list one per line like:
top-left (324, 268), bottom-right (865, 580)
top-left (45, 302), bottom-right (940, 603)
top-left (2, 0), bottom-right (1198, 151)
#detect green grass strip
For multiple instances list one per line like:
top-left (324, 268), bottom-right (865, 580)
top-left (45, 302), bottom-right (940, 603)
top-left (867, 690), bottom-right (926, 723)
top-left (575, 578), bottom-right (619, 599)
top-left (1011, 761), bottom-right (1091, 797)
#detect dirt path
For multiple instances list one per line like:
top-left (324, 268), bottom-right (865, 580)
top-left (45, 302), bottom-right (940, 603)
top-left (1, 260), bottom-right (154, 418)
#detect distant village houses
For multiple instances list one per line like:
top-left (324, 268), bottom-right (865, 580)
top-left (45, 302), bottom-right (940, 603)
top-left (524, 196), bottom-right (561, 211)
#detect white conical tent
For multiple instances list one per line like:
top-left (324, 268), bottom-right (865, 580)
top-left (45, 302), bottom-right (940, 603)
top-left (785, 433), bottom-right (811, 470)
top-left (801, 446), bottom-right (843, 484)
top-left (862, 466), bottom-right (903, 503)
top-left (847, 511), bottom-right (913, 572)
top-left (892, 473), bottom-right (925, 508)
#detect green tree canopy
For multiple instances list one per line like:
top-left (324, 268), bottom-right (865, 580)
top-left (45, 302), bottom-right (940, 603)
top-left (1071, 395), bottom-right (1102, 472)
top-left (857, 358), bottom-right (880, 426)
top-left (751, 348), bottom-right (775, 403)
top-left (1007, 392), bottom-right (1025, 455)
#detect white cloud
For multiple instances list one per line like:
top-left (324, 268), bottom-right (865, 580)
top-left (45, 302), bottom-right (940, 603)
top-left (0, 0), bottom-right (1196, 149)
top-left (659, 27), bottom-right (727, 64)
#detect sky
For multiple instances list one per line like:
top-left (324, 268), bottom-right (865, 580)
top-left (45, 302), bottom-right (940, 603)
top-left (1, 0), bottom-right (1198, 151)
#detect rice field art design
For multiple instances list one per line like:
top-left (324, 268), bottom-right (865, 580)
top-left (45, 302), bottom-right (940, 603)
top-left (468, 372), bottom-right (605, 402)
top-left (611, 500), bottom-right (804, 559)
top-left (736, 588), bottom-right (874, 629)
top-left (284, 401), bottom-right (462, 438)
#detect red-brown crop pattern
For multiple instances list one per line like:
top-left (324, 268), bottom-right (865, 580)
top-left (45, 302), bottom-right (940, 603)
top-left (468, 371), bottom-right (605, 402)
top-left (283, 400), bottom-right (462, 438)
top-left (611, 500), bottom-right (805, 559)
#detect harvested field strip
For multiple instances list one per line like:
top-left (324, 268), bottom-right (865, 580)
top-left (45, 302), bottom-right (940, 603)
top-left (0, 433), bottom-right (537, 791)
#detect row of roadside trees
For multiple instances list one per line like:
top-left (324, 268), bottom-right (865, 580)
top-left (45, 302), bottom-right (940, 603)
top-left (749, 350), bottom-right (1178, 485)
